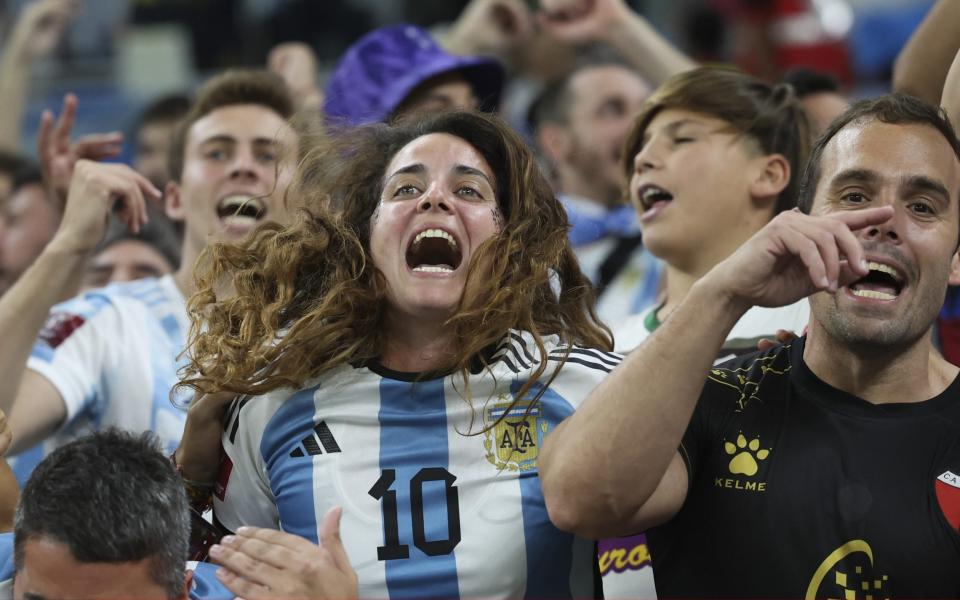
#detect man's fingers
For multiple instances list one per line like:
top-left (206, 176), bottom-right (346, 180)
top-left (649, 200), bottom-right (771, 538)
top-left (829, 205), bottom-right (895, 233)
top-left (37, 110), bottom-right (54, 162)
top-left (774, 329), bottom-right (799, 344)
top-left (777, 227), bottom-right (829, 290)
top-left (106, 167), bottom-right (157, 234)
top-left (756, 338), bottom-right (776, 351)
top-left (73, 132), bottom-right (124, 160)
top-left (53, 93), bottom-right (78, 150)
top-left (215, 566), bottom-right (272, 600)
top-left (114, 162), bottom-right (163, 202)
top-left (795, 222), bottom-right (841, 291)
top-left (829, 220), bottom-right (870, 279)
top-left (209, 542), bottom-right (283, 587)
top-left (321, 506), bottom-right (352, 573)
top-left (837, 261), bottom-right (864, 289)
top-left (223, 532), bottom-right (300, 570)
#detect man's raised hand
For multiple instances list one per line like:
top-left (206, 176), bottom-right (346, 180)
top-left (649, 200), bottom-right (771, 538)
top-left (38, 94), bottom-right (124, 208)
top-left (51, 160), bottom-right (160, 256)
top-left (705, 206), bottom-right (896, 313)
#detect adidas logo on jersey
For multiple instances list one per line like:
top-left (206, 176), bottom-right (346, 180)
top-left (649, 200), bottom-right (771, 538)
top-left (289, 421), bottom-right (342, 457)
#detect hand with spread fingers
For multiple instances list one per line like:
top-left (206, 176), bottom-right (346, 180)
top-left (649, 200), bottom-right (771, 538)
top-left (210, 507), bottom-right (358, 599)
top-left (704, 206), bottom-right (896, 314)
top-left (38, 94), bottom-right (124, 209)
top-left (52, 160), bottom-right (160, 256)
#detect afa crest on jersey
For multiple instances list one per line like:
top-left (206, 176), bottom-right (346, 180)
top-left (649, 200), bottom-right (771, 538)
top-left (484, 396), bottom-right (548, 472)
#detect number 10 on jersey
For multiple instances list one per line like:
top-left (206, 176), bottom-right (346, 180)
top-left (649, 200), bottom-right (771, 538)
top-left (369, 467), bottom-right (462, 560)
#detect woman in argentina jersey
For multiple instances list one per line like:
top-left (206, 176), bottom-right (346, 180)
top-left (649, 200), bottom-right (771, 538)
top-left (175, 111), bottom-right (621, 598)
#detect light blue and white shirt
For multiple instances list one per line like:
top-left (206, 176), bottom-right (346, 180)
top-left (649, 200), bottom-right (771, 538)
top-left (0, 531), bottom-right (231, 599)
top-left (11, 275), bottom-right (189, 484)
top-left (215, 330), bottom-right (621, 599)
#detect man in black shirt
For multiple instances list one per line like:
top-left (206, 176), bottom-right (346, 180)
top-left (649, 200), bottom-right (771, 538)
top-left (540, 93), bottom-right (960, 597)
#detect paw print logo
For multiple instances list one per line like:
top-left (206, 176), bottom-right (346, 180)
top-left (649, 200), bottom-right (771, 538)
top-left (724, 433), bottom-right (770, 476)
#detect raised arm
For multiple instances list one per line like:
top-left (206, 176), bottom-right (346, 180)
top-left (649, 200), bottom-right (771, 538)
top-left (440, 0), bottom-right (534, 63)
top-left (892, 0), bottom-right (960, 104)
top-left (0, 0), bottom-right (76, 151)
top-left (267, 42), bottom-right (324, 112)
top-left (539, 207), bottom-right (890, 538)
top-left (942, 48), bottom-right (960, 129)
top-left (538, 0), bottom-right (696, 86)
top-left (0, 161), bottom-right (158, 453)
top-left (0, 410), bottom-right (17, 533)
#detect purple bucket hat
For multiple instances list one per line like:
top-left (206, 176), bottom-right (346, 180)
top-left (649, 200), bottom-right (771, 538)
top-left (324, 24), bottom-right (505, 126)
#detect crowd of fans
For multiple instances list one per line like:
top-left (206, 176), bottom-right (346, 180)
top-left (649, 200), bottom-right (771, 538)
top-left (0, 0), bottom-right (957, 597)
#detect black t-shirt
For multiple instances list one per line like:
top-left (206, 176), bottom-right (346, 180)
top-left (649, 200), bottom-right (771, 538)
top-left (647, 337), bottom-right (960, 597)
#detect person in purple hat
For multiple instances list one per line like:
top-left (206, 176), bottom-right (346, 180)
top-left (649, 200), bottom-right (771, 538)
top-left (324, 24), bottom-right (505, 126)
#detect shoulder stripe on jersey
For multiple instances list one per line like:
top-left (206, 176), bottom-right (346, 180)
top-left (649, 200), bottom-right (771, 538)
top-left (500, 354), bottom-right (522, 374)
top-left (506, 341), bottom-right (532, 370)
top-left (550, 346), bottom-right (622, 367)
top-left (227, 397), bottom-right (253, 444)
top-left (565, 347), bottom-right (622, 367)
top-left (492, 333), bottom-right (538, 370)
top-left (547, 355), bottom-right (613, 373)
top-left (508, 331), bottom-right (538, 365)
top-left (224, 398), bottom-right (240, 429)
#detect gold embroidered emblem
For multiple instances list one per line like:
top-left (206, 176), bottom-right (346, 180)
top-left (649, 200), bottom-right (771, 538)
top-left (484, 397), bottom-right (547, 472)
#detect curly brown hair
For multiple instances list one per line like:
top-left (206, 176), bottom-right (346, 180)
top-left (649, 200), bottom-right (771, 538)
top-left (178, 110), bottom-right (611, 409)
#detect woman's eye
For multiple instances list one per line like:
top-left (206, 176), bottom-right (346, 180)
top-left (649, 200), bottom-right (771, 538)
top-left (394, 185), bottom-right (420, 197)
top-left (457, 186), bottom-right (482, 199)
top-left (673, 137), bottom-right (693, 144)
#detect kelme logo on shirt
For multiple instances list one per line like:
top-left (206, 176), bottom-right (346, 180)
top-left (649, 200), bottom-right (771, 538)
top-left (805, 540), bottom-right (889, 600)
top-left (714, 432), bottom-right (771, 493)
top-left (484, 397), bottom-right (547, 472)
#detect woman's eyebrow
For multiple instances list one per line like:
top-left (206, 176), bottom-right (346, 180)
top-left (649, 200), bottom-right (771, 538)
top-left (454, 165), bottom-right (492, 185)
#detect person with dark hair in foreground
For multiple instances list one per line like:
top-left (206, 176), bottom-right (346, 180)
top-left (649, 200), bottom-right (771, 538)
top-left (1, 429), bottom-right (226, 599)
top-left (174, 110), bottom-right (617, 597)
top-left (541, 94), bottom-right (960, 596)
top-left (0, 429), bottom-right (349, 599)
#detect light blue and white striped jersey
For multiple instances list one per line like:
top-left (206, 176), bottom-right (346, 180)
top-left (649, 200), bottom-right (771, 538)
top-left (12, 275), bottom-right (190, 484)
top-left (0, 531), bottom-right (231, 599)
top-left (215, 330), bottom-right (622, 599)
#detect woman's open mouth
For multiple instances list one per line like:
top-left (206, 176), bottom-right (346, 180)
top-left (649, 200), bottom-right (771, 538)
top-left (405, 228), bottom-right (462, 273)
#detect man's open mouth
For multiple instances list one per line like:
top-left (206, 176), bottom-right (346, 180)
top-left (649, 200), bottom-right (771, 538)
top-left (847, 261), bottom-right (905, 301)
top-left (216, 195), bottom-right (266, 226)
top-left (638, 184), bottom-right (674, 211)
top-left (406, 228), bottom-right (462, 273)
